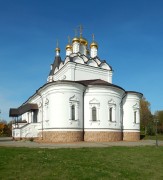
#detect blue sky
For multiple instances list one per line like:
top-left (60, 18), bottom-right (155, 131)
top-left (0, 0), bottom-right (163, 121)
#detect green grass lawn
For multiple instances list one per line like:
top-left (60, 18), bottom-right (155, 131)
top-left (0, 147), bottom-right (163, 180)
top-left (143, 134), bottom-right (163, 140)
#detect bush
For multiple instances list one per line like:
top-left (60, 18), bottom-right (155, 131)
top-left (146, 122), bottom-right (155, 136)
top-left (0, 122), bottom-right (12, 137)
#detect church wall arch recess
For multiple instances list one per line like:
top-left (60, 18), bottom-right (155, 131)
top-left (59, 62), bottom-right (64, 69)
top-left (108, 99), bottom-right (116, 122)
top-left (89, 98), bottom-right (100, 122)
top-left (73, 57), bottom-right (85, 64)
top-left (44, 98), bottom-right (49, 127)
top-left (64, 57), bottom-right (70, 64)
top-left (87, 59), bottom-right (98, 67)
top-left (69, 95), bottom-right (79, 122)
top-left (132, 103), bottom-right (140, 124)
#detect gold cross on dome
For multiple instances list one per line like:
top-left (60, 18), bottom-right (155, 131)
top-left (79, 24), bottom-right (83, 37)
top-left (92, 34), bottom-right (95, 42)
top-left (68, 36), bottom-right (71, 44)
top-left (56, 39), bottom-right (59, 47)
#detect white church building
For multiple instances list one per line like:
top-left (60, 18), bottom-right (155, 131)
top-left (10, 30), bottom-right (143, 142)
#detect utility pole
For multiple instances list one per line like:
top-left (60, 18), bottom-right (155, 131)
top-left (155, 118), bottom-right (159, 147)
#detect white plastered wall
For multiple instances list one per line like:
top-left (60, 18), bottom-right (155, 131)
top-left (53, 62), bottom-right (112, 83)
top-left (84, 86), bottom-right (124, 131)
top-left (32, 82), bottom-right (85, 131)
top-left (122, 93), bottom-right (142, 132)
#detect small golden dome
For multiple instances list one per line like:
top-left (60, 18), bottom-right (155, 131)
top-left (90, 42), bottom-right (98, 49)
top-left (80, 37), bottom-right (88, 46)
top-left (66, 44), bottom-right (72, 50)
top-left (72, 37), bottom-right (80, 43)
top-left (55, 47), bottom-right (60, 52)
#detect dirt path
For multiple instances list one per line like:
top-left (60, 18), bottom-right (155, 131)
top-left (0, 137), bottom-right (163, 149)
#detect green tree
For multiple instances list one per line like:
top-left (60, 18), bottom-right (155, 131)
top-left (155, 110), bottom-right (163, 134)
top-left (0, 120), bottom-right (12, 137)
top-left (140, 97), bottom-right (154, 135)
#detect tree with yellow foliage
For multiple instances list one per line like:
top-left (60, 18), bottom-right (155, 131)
top-left (0, 121), bottom-right (12, 137)
top-left (140, 97), bottom-right (154, 135)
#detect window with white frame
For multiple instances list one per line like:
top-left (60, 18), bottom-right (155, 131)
top-left (89, 98), bottom-right (100, 121)
top-left (69, 95), bottom-right (79, 121)
top-left (71, 104), bottom-right (75, 120)
top-left (92, 106), bottom-right (97, 121)
top-left (108, 99), bottom-right (116, 122)
top-left (134, 111), bottom-right (137, 123)
top-left (109, 107), bottom-right (113, 122)
top-left (133, 103), bottom-right (139, 124)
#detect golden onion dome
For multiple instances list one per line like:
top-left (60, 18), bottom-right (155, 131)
top-left (55, 47), bottom-right (60, 52)
top-left (72, 37), bottom-right (80, 44)
top-left (80, 37), bottom-right (88, 46)
top-left (90, 42), bottom-right (98, 49)
top-left (66, 44), bottom-right (72, 50)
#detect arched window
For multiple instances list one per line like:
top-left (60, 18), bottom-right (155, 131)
top-left (71, 105), bottom-right (75, 120)
top-left (133, 103), bottom-right (140, 124)
top-left (69, 95), bottom-right (79, 121)
top-left (108, 99), bottom-right (116, 122)
top-left (109, 107), bottom-right (112, 122)
top-left (134, 111), bottom-right (137, 123)
top-left (92, 107), bottom-right (97, 121)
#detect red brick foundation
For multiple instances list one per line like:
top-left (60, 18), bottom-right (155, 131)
top-left (38, 131), bottom-right (84, 143)
top-left (84, 131), bottom-right (122, 142)
top-left (123, 132), bottom-right (140, 141)
top-left (13, 131), bottom-right (140, 142)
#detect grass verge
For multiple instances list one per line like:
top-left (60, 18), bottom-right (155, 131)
top-left (0, 146), bottom-right (163, 180)
top-left (142, 134), bottom-right (163, 140)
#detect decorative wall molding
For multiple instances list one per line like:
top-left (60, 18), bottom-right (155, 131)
top-left (89, 98), bottom-right (100, 104)
top-left (45, 98), bottom-right (49, 106)
top-left (108, 99), bottom-right (116, 105)
top-left (69, 95), bottom-right (79, 102)
top-left (133, 103), bottom-right (139, 110)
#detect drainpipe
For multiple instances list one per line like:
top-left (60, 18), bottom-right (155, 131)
top-left (83, 87), bottom-right (86, 141)
top-left (36, 91), bottom-right (43, 140)
top-left (121, 92), bottom-right (126, 140)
